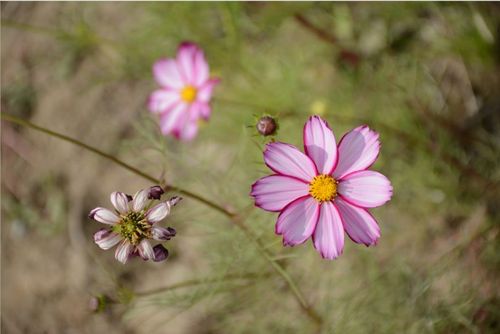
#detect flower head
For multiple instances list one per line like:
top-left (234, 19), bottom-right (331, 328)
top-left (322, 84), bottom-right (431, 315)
top-left (148, 42), bottom-right (220, 141)
top-left (250, 116), bottom-right (393, 259)
top-left (89, 186), bottom-right (180, 264)
top-left (256, 115), bottom-right (278, 137)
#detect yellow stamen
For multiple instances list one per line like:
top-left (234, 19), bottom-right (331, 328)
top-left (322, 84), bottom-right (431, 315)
top-left (181, 85), bottom-right (197, 103)
top-left (309, 174), bottom-right (337, 202)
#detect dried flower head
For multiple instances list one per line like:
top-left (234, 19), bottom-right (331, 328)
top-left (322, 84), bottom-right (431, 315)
top-left (89, 186), bottom-right (180, 264)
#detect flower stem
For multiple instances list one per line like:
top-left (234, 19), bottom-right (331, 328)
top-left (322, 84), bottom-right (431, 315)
top-left (135, 271), bottom-right (272, 297)
top-left (2, 113), bottom-right (323, 327)
top-left (1, 113), bottom-right (233, 217)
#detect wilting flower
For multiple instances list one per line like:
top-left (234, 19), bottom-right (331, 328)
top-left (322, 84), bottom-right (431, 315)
top-left (251, 116), bottom-right (393, 259)
top-left (89, 186), bottom-right (180, 264)
top-left (148, 42), bottom-right (220, 141)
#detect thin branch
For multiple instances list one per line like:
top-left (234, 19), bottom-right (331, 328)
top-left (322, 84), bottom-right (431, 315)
top-left (2, 113), bottom-right (323, 327)
top-left (294, 13), bottom-right (360, 67)
top-left (1, 113), bottom-right (234, 217)
top-left (135, 272), bottom-right (272, 297)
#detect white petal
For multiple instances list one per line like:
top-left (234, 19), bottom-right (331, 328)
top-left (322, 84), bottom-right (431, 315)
top-left (110, 192), bottom-right (129, 214)
top-left (90, 207), bottom-right (119, 225)
top-left (146, 202), bottom-right (169, 224)
top-left (94, 229), bottom-right (122, 250)
top-left (137, 239), bottom-right (155, 260)
top-left (114, 240), bottom-right (133, 264)
top-left (132, 189), bottom-right (149, 212)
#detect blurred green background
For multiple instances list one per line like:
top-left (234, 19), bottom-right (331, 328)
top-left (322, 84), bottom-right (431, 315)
top-left (1, 2), bottom-right (499, 333)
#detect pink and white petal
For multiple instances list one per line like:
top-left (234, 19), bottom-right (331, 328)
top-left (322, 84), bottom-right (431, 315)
top-left (132, 189), bottom-right (149, 212)
top-left (333, 125), bottom-right (381, 179)
top-left (303, 116), bottom-right (338, 174)
top-left (89, 207), bottom-right (119, 225)
top-left (251, 175), bottom-right (310, 212)
top-left (196, 78), bottom-right (220, 103)
top-left (335, 198), bottom-right (380, 246)
top-left (177, 120), bottom-right (199, 141)
top-left (312, 201), bottom-right (345, 260)
top-left (159, 102), bottom-right (189, 136)
top-left (193, 48), bottom-right (209, 86)
top-left (110, 192), bottom-right (130, 214)
top-left (153, 58), bottom-right (185, 89)
top-left (276, 196), bottom-right (319, 246)
top-left (177, 42), bottom-right (198, 84)
top-left (264, 142), bottom-right (317, 182)
top-left (146, 202), bottom-right (169, 224)
top-left (115, 240), bottom-right (133, 264)
top-left (152, 226), bottom-right (176, 241)
top-left (198, 103), bottom-right (211, 120)
top-left (148, 89), bottom-right (180, 114)
top-left (338, 171), bottom-right (393, 208)
top-left (93, 229), bottom-right (122, 250)
top-left (137, 239), bottom-right (155, 260)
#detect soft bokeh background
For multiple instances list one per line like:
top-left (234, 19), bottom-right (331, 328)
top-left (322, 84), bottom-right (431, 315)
top-left (2, 2), bottom-right (499, 333)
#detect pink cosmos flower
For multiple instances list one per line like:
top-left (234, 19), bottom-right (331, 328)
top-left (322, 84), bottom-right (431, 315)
top-left (250, 116), bottom-right (393, 260)
top-left (89, 186), bottom-right (180, 264)
top-left (148, 42), bottom-right (220, 141)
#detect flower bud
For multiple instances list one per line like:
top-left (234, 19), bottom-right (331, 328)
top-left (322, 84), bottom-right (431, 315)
top-left (89, 295), bottom-right (108, 313)
top-left (256, 116), bottom-right (278, 136)
top-left (148, 186), bottom-right (164, 200)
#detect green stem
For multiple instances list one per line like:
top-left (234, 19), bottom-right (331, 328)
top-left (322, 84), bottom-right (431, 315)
top-left (135, 271), bottom-right (271, 297)
top-left (1, 113), bottom-right (233, 217)
top-left (2, 113), bottom-right (322, 327)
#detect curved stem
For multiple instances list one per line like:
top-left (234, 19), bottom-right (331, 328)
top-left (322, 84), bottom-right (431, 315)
top-left (2, 113), bottom-right (322, 327)
top-left (135, 271), bottom-right (272, 297)
top-left (1, 113), bottom-right (234, 217)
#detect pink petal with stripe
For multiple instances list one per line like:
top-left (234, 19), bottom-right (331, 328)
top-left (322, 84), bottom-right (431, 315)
top-left (197, 78), bottom-right (220, 103)
top-left (264, 142), bottom-right (317, 182)
top-left (303, 116), bottom-right (338, 174)
top-left (177, 121), bottom-right (199, 141)
top-left (251, 175), bottom-right (310, 212)
top-left (193, 47), bottom-right (209, 86)
top-left (177, 42), bottom-right (198, 84)
top-left (94, 229), bottom-right (122, 250)
top-left (338, 170), bottom-right (393, 208)
top-left (333, 125), bottom-right (381, 179)
top-left (276, 196), bottom-right (319, 246)
top-left (153, 59), bottom-right (185, 89)
top-left (148, 89), bottom-right (180, 114)
top-left (335, 198), bottom-right (380, 246)
top-left (312, 201), bottom-right (345, 259)
top-left (159, 102), bottom-right (189, 136)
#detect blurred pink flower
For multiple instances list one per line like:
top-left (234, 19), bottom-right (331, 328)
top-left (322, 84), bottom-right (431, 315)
top-left (148, 42), bottom-right (219, 141)
top-left (89, 186), bottom-right (180, 264)
top-left (251, 116), bottom-right (393, 260)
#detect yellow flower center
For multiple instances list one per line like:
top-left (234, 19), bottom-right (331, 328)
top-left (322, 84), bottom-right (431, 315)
top-left (181, 85), bottom-right (197, 103)
top-left (309, 174), bottom-right (338, 202)
top-left (113, 211), bottom-right (152, 245)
